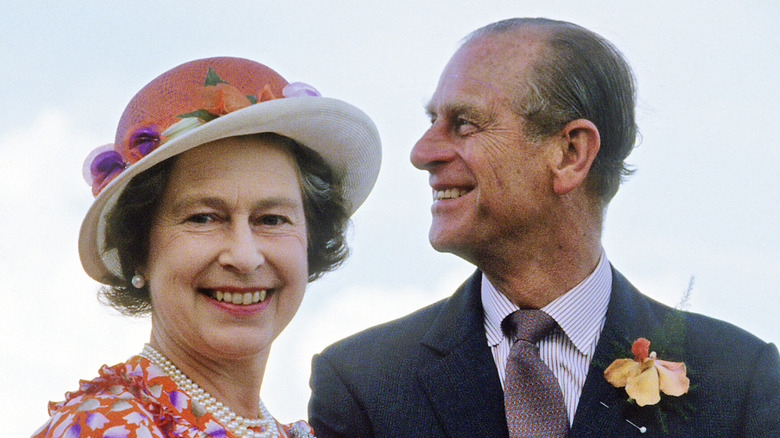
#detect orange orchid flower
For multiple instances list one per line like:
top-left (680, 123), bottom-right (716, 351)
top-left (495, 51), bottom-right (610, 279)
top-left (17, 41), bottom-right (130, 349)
top-left (604, 337), bottom-right (690, 406)
top-left (195, 82), bottom-right (252, 116)
top-left (257, 84), bottom-right (280, 102)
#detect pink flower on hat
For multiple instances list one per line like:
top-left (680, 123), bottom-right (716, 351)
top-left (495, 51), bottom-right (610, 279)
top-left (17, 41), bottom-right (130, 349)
top-left (283, 82), bottom-right (321, 97)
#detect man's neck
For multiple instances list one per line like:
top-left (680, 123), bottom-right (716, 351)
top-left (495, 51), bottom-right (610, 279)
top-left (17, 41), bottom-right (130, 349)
top-left (476, 203), bottom-right (603, 308)
top-left (480, 242), bottom-right (602, 309)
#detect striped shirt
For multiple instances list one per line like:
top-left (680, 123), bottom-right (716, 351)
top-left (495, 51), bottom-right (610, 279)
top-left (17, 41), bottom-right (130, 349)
top-left (482, 252), bottom-right (612, 424)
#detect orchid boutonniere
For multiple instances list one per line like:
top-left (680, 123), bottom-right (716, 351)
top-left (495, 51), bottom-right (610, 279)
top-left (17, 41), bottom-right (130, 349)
top-left (597, 278), bottom-right (698, 434)
top-left (604, 337), bottom-right (690, 406)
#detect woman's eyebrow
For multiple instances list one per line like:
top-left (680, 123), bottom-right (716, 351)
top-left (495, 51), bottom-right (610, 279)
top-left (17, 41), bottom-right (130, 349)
top-left (169, 195), bottom-right (302, 213)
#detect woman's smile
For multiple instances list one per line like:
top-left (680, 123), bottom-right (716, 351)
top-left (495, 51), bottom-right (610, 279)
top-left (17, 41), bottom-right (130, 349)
top-left (201, 288), bottom-right (276, 317)
top-left (207, 288), bottom-right (269, 305)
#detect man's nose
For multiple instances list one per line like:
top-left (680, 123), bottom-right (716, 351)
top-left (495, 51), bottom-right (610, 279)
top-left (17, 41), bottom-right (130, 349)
top-left (410, 123), bottom-right (456, 170)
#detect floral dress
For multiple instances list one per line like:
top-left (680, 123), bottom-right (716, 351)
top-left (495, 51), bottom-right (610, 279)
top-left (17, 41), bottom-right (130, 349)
top-left (32, 356), bottom-right (314, 438)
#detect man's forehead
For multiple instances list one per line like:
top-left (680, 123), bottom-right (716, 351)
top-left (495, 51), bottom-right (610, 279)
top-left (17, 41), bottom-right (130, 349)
top-left (425, 72), bottom-right (507, 115)
top-left (424, 32), bottom-right (548, 116)
top-left (441, 74), bottom-right (500, 92)
top-left (447, 32), bottom-right (545, 83)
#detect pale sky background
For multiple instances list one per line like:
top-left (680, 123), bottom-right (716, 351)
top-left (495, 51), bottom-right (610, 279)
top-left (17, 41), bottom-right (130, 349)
top-left (2, 1), bottom-right (778, 434)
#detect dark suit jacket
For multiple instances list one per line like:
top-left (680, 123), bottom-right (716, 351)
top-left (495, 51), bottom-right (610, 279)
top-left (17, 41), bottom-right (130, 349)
top-left (309, 269), bottom-right (780, 437)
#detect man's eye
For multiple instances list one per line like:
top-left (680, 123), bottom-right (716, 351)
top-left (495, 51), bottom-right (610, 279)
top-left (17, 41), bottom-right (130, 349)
top-left (454, 118), bottom-right (478, 135)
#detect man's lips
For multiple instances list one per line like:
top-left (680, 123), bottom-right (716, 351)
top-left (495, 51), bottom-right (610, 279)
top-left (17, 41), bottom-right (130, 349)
top-left (198, 288), bottom-right (271, 305)
top-left (432, 187), bottom-right (471, 201)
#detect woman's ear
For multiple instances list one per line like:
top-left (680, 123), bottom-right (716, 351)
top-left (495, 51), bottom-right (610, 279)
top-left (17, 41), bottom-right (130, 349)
top-left (551, 118), bottom-right (600, 195)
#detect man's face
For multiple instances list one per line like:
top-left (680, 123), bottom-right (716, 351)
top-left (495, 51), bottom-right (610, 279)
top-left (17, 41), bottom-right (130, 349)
top-left (410, 35), bottom-right (556, 263)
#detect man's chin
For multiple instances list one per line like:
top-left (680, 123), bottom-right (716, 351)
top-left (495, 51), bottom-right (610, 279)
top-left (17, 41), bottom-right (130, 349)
top-left (428, 229), bottom-right (473, 259)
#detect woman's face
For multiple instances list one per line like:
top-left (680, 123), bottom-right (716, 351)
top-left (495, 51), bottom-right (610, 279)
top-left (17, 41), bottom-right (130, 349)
top-left (144, 135), bottom-right (308, 362)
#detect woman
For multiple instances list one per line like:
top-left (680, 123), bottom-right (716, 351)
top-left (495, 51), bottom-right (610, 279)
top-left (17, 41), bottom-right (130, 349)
top-left (33, 57), bottom-right (381, 438)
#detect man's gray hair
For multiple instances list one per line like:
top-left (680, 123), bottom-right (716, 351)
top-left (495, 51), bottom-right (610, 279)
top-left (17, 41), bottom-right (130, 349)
top-left (466, 18), bottom-right (637, 203)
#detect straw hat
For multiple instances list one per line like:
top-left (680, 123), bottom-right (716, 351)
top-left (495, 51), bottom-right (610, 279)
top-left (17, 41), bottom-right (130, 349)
top-left (79, 57), bottom-right (381, 283)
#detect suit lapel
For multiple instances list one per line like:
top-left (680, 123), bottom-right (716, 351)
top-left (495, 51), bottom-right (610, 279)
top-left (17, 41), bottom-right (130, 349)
top-left (571, 268), bottom-right (663, 437)
top-left (416, 271), bottom-right (509, 438)
top-left (412, 268), bottom-right (665, 436)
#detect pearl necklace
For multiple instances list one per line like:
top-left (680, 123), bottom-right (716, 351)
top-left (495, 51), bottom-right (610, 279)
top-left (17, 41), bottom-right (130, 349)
top-left (140, 344), bottom-right (279, 438)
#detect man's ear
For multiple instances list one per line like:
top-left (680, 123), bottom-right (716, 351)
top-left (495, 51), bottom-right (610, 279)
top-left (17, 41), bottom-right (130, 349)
top-left (551, 119), bottom-right (600, 195)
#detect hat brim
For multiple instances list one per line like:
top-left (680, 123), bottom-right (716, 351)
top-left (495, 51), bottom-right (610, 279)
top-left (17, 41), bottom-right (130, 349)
top-left (79, 96), bottom-right (381, 283)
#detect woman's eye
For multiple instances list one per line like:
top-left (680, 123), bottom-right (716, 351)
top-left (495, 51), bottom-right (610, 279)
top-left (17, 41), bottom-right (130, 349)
top-left (186, 213), bottom-right (215, 224)
top-left (257, 215), bottom-right (288, 226)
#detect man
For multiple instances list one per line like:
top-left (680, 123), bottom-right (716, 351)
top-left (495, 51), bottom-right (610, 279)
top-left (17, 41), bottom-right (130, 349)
top-left (308, 18), bottom-right (780, 437)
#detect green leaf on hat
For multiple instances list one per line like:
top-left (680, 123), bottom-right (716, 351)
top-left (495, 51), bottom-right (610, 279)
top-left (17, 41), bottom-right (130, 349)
top-left (246, 94), bottom-right (257, 104)
top-left (177, 109), bottom-right (219, 122)
top-left (203, 67), bottom-right (227, 86)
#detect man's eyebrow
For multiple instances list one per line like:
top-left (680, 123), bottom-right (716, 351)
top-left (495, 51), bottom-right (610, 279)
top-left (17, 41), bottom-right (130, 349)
top-left (425, 100), bottom-right (494, 124)
top-left (424, 100), bottom-right (436, 118)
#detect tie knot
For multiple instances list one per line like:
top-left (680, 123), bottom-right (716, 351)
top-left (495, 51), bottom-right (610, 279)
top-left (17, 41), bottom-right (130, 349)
top-left (502, 310), bottom-right (556, 343)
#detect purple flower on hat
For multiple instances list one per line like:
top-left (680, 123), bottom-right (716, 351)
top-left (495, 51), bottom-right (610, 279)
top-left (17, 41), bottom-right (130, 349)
top-left (282, 82), bottom-right (321, 97)
top-left (83, 124), bottom-right (164, 197)
top-left (84, 144), bottom-right (126, 196)
top-left (123, 124), bottom-right (163, 164)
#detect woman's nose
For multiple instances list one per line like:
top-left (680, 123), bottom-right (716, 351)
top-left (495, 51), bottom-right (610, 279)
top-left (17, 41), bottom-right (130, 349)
top-left (218, 223), bottom-right (264, 273)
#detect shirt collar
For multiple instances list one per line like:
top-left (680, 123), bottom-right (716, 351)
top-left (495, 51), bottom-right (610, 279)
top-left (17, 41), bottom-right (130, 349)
top-left (482, 251), bottom-right (612, 356)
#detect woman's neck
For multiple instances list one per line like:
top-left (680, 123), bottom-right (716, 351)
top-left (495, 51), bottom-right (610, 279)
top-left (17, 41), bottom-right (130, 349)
top-left (148, 335), bottom-right (268, 418)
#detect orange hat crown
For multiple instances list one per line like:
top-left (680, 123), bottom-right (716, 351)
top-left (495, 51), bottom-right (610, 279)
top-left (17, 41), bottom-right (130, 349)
top-left (84, 57), bottom-right (325, 196)
top-left (115, 57), bottom-right (288, 145)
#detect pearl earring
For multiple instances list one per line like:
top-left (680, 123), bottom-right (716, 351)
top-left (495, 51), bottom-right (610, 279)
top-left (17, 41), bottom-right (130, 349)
top-left (131, 273), bottom-right (146, 289)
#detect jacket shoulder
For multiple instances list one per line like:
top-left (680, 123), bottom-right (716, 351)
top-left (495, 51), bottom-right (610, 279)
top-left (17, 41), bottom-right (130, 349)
top-left (610, 268), bottom-right (772, 354)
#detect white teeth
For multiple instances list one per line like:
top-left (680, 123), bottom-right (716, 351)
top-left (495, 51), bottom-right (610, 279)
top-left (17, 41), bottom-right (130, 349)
top-left (433, 188), bottom-right (467, 201)
top-left (212, 290), bottom-right (268, 305)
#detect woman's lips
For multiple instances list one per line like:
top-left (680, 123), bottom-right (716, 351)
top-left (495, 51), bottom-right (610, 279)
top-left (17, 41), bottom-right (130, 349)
top-left (199, 288), bottom-right (270, 305)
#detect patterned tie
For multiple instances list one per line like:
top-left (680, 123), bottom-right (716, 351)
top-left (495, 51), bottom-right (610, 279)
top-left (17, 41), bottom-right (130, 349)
top-left (503, 309), bottom-right (569, 437)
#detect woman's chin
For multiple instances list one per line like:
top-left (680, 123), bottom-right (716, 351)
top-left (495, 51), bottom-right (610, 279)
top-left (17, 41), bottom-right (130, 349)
top-left (152, 329), bottom-right (274, 363)
top-left (200, 331), bottom-right (274, 360)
